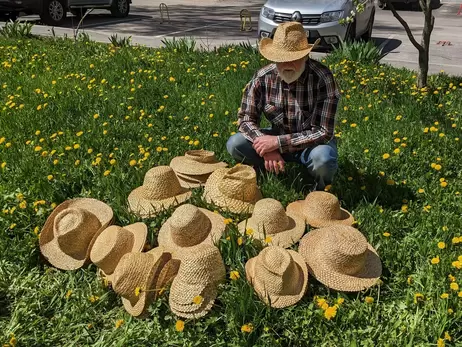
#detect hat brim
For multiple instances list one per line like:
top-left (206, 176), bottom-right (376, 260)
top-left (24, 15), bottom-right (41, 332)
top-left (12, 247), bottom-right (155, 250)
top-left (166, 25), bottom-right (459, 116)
top-left (299, 228), bottom-right (382, 292)
top-left (245, 250), bottom-right (308, 308)
top-left (169, 280), bottom-right (217, 318)
top-left (259, 38), bottom-right (320, 63)
top-left (287, 200), bottom-right (355, 228)
top-left (39, 198), bottom-right (114, 270)
top-left (170, 156), bottom-right (227, 176)
top-left (175, 172), bottom-right (209, 189)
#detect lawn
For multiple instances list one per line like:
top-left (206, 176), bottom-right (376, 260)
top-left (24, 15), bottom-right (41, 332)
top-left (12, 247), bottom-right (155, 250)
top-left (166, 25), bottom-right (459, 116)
top-left (0, 34), bottom-right (461, 347)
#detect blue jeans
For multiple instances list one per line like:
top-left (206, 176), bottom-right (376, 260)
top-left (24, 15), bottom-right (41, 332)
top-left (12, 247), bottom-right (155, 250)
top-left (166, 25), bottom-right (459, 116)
top-left (226, 129), bottom-right (338, 190)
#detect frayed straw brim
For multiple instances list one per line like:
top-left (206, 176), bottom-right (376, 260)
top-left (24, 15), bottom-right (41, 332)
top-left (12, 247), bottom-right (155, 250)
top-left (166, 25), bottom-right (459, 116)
top-left (175, 172), bottom-right (210, 189)
top-left (259, 38), bottom-right (320, 63)
top-left (170, 156), bottom-right (227, 176)
top-left (39, 198), bottom-right (114, 270)
top-left (287, 200), bottom-right (354, 228)
top-left (298, 228), bottom-right (382, 292)
top-left (169, 281), bottom-right (217, 318)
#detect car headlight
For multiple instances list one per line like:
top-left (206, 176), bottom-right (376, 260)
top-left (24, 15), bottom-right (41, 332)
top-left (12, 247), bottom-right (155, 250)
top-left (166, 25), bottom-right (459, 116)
top-left (261, 6), bottom-right (275, 20)
top-left (320, 10), bottom-right (344, 23)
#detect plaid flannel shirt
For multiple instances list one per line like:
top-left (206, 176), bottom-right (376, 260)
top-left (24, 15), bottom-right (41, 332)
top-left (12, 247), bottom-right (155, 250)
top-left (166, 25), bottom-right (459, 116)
top-left (237, 58), bottom-right (341, 153)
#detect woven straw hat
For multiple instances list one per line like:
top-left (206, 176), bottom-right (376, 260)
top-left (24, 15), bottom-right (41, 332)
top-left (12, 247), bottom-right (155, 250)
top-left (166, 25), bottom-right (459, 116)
top-left (238, 198), bottom-right (305, 248)
top-left (299, 225), bottom-right (382, 292)
top-left (175, 172), bottom-right (211, 189)
top-left (169, 244), bottom-right (225, 318)
top-left (170, 150), bottom-right (228, 176)
top-left (157, 204), bottom-right (226, 258)
top-left (245, 246), bottom-right (308, 308)
top-left (259, 22), bottom-right (321, 63)
top-left (90, 223), bottom-right (147, 282)
top-left (128, 166), bottom-right (192, 218)
top-left (203, 165), bottom-right (262, 214)
top-left (287, 191), bottom-right (354, 228)
top-left (39, 198), bottom-right (113, 270)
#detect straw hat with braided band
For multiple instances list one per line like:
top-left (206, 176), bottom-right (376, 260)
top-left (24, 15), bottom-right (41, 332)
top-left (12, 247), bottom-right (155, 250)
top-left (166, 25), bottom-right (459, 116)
top-left (203, 164), bottom-right (262, 214)
top-left (157, 204), bottom-right (226, 258)
top-left (259, 22), bottom-right (320, 63)
top-left (90, 223), bottom-right (148, 283)
top-left (39, 198), bottom-right (113, 270)
top-left (170, 150), bottom-right (228, 176)
top-left (299, 225), bottom-right (382, 292)
top-left (169, 244), bottom-right (225, 319)
top-left (128, 166), bottom-right (192, 218)
top-left (245, 246), bottom-right (308, 308)
top-left (238, 198), bottom-right (305, 248)
top-left (287, 191), bottom-right (354, 228)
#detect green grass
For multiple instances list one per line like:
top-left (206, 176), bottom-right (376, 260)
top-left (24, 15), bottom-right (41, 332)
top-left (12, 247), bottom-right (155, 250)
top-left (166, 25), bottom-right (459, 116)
top-left (0, 36), bottom-right (461, 347)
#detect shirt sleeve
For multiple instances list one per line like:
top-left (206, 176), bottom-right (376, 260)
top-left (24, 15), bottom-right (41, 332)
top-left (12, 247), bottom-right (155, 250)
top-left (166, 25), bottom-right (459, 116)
top-left (277, 71), bottom-right (340, 153)
top-left (237, 75), bottom-right (265, 142)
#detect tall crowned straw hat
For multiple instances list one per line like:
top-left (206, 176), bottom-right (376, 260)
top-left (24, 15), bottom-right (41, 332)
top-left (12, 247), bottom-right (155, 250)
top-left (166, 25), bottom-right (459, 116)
top-left (39, 198), bottom-right (114, 270)
top-left (245, 246), bottom-right (308, 308)
top-left (157, 204), bottom-right (226, 258)
top-left (287, 191), bottom-right (354, 228)
top-left (90, 223), bottom-right (148, 283)
top-left (169, 244), bottom-right (225, 319)
top-left (238, 198), bottom-right (305, 248)
top-left (170, 150), bottom-right (228, 176)
top-left (259, 22), bottom-right (321, 63)
top-left (298, 225), bottom-right (382, 292)
top-left (128, 166), bottom-right (192, 218)
top-left (203, 164), bottom-right (262, 214)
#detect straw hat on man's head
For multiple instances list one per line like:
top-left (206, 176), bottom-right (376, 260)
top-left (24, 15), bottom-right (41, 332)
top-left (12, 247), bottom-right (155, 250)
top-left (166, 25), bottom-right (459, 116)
top-left (259, 22), bottom-right (320, 63)
top-left (299, 225), bottom-right (382, 292)
top-left (170, 150), bottom-right (227, 176)
top-left (238, 198), bottom-right (305, 248)
top-left (39, 198), bottom-right (113, 270)
top-left (245, 246), bottom-right (308, 308)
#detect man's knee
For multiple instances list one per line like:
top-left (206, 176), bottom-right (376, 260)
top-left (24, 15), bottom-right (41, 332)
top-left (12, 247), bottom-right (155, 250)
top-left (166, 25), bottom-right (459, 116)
top-left (226, 133), bottom-right (252, 160)
top-left (309, 145), bottom-right (338, 175)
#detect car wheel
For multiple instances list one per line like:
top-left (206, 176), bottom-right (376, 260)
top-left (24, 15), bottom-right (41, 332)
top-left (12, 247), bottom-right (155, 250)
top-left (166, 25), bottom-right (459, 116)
top-left (345, 22), bottom-right (356, 43)
top-left (70, 8), bottom-right (87, 20)
top-left (360, 11), bottom-right (374, 41)
top-left (110, 0), bottom-right (129, 18)
top-left (40, 0), bottom-right (67, 26)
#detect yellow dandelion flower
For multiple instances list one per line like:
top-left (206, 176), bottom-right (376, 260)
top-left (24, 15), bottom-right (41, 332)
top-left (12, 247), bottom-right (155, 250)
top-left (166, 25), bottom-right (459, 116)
top-left (65, 290), bottom-right (72, 299)
top-left (364, 296), bottom-right (374, 304)
top-left (175, 320), bottom-right (185, 332)
top-left (265, 236), bottom-right (272, 244)
top-left (229, 271), bottom-right (240, 281)
top-left (115, 319), bottom-right (124, 329)
top-left (382, 153), bottom-right (390, 159)
top-left (245, 228), bottom-right (254, 236)
top-left (135, 287), bottom-right (142, 297)
top-left (324, 306), bottom-right (337, 320)
top-left (103, 170), bottom-right (110, 177)
top-left (241, 323), bottom-right (253, 333)
top-left (192, 295), bottom-right (203, 305)
top-left (418, 188), bottom-right (425, 193)
top-left (438, 242), bottom-right (446, 249)
top-left (440, 293), bottom-right (449, 299)
top-left (431, 256), bottom-right (440, 265)
top-left (449, 283), bottom-right (459, 291)
top-left (47, 175), bottom-right (54, 181)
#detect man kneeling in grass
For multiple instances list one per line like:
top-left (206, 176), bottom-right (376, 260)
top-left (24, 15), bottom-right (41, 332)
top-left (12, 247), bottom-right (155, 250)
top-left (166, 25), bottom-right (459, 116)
top-left (227, 21), bottom-right (341, 191)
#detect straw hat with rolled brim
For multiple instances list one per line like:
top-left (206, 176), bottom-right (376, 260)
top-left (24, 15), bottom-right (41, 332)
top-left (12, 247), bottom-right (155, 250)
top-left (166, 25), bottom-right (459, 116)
top-left (238, 198), bottom-right (305, 248)
top-left (245, 246), bottom-right (308, 308)
top-left (157, 204), bottom-right (226, 259)
top-left (170, 150), bottom-right (228, 176)
top-left (259, 22), bottom-right (321, 63)
top-left (39, 198), bottom-right (114, 270)
top-left (298, 225), bottom-right (382, 292)
top-left (203, 164), bottom-right (262, 214)
top-left (287, 191), bottom-right (354, 228)
top-left (128, 166), bottom-right (192, 218)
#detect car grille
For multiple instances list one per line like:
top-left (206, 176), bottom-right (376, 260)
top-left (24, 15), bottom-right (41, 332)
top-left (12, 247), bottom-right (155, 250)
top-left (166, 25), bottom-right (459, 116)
top-left (273, 12), bottom-right (321, 25)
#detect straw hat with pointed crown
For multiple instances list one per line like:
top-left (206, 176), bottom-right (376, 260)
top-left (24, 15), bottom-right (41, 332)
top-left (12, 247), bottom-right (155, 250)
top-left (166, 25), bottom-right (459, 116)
top-left (203, 164), bottom-right (262, 214)
top-left (245, 246), bottom-right (308, 308)
top-left (170, 150), bottom-right (228, 176)
top-left (259, 22), bottom-right (320, 63)
top-left (298, 225), bottom-right (382, 292)
top-left (39, 198), bottom-right (114, 270)
top-left (238, 198), bottom-right (305, 248)
top-left (287, 191), bottom-right (354, 228)
top-left (128, 166), bottom-right (192, 218)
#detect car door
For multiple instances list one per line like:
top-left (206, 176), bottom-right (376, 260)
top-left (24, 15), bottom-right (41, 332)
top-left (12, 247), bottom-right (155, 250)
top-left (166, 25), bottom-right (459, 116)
top-left (355, 0), bottom-right (373, 35)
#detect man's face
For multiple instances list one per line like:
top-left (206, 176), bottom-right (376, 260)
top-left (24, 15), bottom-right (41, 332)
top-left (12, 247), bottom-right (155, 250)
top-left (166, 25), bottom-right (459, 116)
top-left (276, 56), bottom-right (306, 84)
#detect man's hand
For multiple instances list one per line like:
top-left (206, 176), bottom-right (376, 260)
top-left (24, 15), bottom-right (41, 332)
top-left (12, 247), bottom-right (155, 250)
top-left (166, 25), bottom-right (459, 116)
top-left (263, 150), bottom-right (285, 175)
top-left (253, 135), bottom-right (279, 157)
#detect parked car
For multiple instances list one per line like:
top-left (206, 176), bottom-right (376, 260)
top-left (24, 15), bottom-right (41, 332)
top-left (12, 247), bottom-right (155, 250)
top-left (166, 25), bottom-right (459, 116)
top-left (0, 0), bottom-right (130, 26)
top-left (258, 0), bottom-right (376, 50)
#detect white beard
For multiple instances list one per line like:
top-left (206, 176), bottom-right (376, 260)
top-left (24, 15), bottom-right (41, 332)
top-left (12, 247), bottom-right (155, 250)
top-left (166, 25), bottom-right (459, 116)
top-left (278, 63), bottom-right (306, 84)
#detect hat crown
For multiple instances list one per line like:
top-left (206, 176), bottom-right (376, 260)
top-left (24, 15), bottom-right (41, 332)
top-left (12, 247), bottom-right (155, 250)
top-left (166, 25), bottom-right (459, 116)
top-left (169, 204), bottom-right (211, 247)
top-left (273, 22), bottom-right (309, 53)
top-left (305, 191), bottom-right (343, 220)
top-left (142, 166), bottom-right (182, 199)
top-left (54, 207), bottom-right (102, 259)
top-left (252, 198), bottom-right (289, 234)
top-left (185, 150), bottom-right (217, 164)
top-left (218, 166), bottom-right (257, 202)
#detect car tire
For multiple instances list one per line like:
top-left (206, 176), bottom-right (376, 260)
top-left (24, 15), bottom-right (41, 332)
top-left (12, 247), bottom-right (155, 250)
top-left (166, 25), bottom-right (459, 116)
top-left (345, 22), bottom-right (356, 43)
top-left (110, 0), bottom-right (129, 18)
top-left (360, 10), bottom-right (374, 41)
top-left (40, 0), bottom-right (67, 26)
top-left (70, 8), bottom-right (87, 20)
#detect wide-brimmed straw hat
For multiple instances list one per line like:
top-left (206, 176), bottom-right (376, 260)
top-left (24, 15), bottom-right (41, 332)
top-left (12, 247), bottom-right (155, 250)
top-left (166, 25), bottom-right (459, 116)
top-left (287, 191), bottom-right (354, 228)
top-left (90, 223), bottom-right (148, 282)
top-left (157, 204), bottom-right (226, 258)
top-left (298, 225), bottom-right (382, 292)
top-left (175, 172), bottom-right (211, 189)
top-left (169, 244), bottom-right (225, 319)
top-left (259, 22), bottom-right (321, 63)
top-left (170, 150), bottom-right (228, 176)
top-left (128, 166), bottom-right (192, 218)
top-left (203, 164), bottom-right (262, 214)
top-left (245, 246), bottom-right (308, 308)
top-left (238, 198), bottom-right (305, 248)
top-left (39, 198), bottom-right (114, 270)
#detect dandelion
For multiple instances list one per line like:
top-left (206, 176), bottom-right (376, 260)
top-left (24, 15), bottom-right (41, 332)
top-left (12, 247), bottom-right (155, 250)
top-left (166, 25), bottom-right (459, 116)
top-left (19, 201), bottom-right (27, 209)
top-left (431, 256), bottom-right (440, 265)
top-left (437, 338), bottom-right (445, 347)
top-left (440, 293), bottom-right (449, 299)
top-left (34, 146), bottom-right (42, 152)
top-left (414, 293), bottom-right (424, 303)
top-left (89, 295), bottom-right (99, 303)
top-left (241, 323), bottom-right (253, 333)
top-left (115, 319), bottom-right (124, 329)
top-left (444, 332), bottom-right (451, 341)
top-left (229, 271), bottom-right (240, 281)
top-left (9, 334), bottom-right (16, 346)
top-left (441, 181), bottom-right (448, 188)
top-left (1, 162), bottom-right (6, 169)
top-left (65, 290), bottom-right (72, 299)
top-left (47, 175), bottom-right (54, 181)
top-left (129, 159), bottom-right (137, 167)
top-left (192, 295), bottom-right (203, 305)
top-left (245, 228), bottom-right (254, 236)
top-left (135, 287), bottom-right (142, 297)
top-left (382, 153), bottom-right (390, 159)
top-left (103, 170), bottom-right (110, 177)
top-left (324, 306), bottom-right (337, 320)
top-left (265, 236), bottom-right (272, 244)
top-left (438, 242), bottom-right (446, 249)
top-left (418, 188), bottom-right (425, 193)
top-left (434, 164), bottom-right (442, 171)
top-left (237, 237), bottom-right (243, 246)
top-left (364, 297), bottom-right (374, 304)
top-left (449, 282), bottom-right (459, 291)
top-left (223, 218), bottom-right (233, 225)
top-left (175, 320), bottom-right (185, 332)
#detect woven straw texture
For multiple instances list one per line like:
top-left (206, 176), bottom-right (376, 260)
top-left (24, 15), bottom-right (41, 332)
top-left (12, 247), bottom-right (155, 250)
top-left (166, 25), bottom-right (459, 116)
top-left (203, 165), bottom-right (262, 214)
top-left (245, 246), bottom-right (308, 308)
top-left (238, 198), bottom-right (306, 248)
top-left (39, 198), bottom-right (113, 270)
top-left (298, 225), bottom-right (382, 292)
top-left (169, 285), bottom-right (217, 319)
top-left (170, 150), bottom-right (227, 176)
top-left (259, 22), bottom-right (320, 63)
top-left (128, 166), bottom-right (192, 218)
top-left (287, 191), bottom-right (354, 228)
top-left (175, 172), bottom-right (211, 189)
